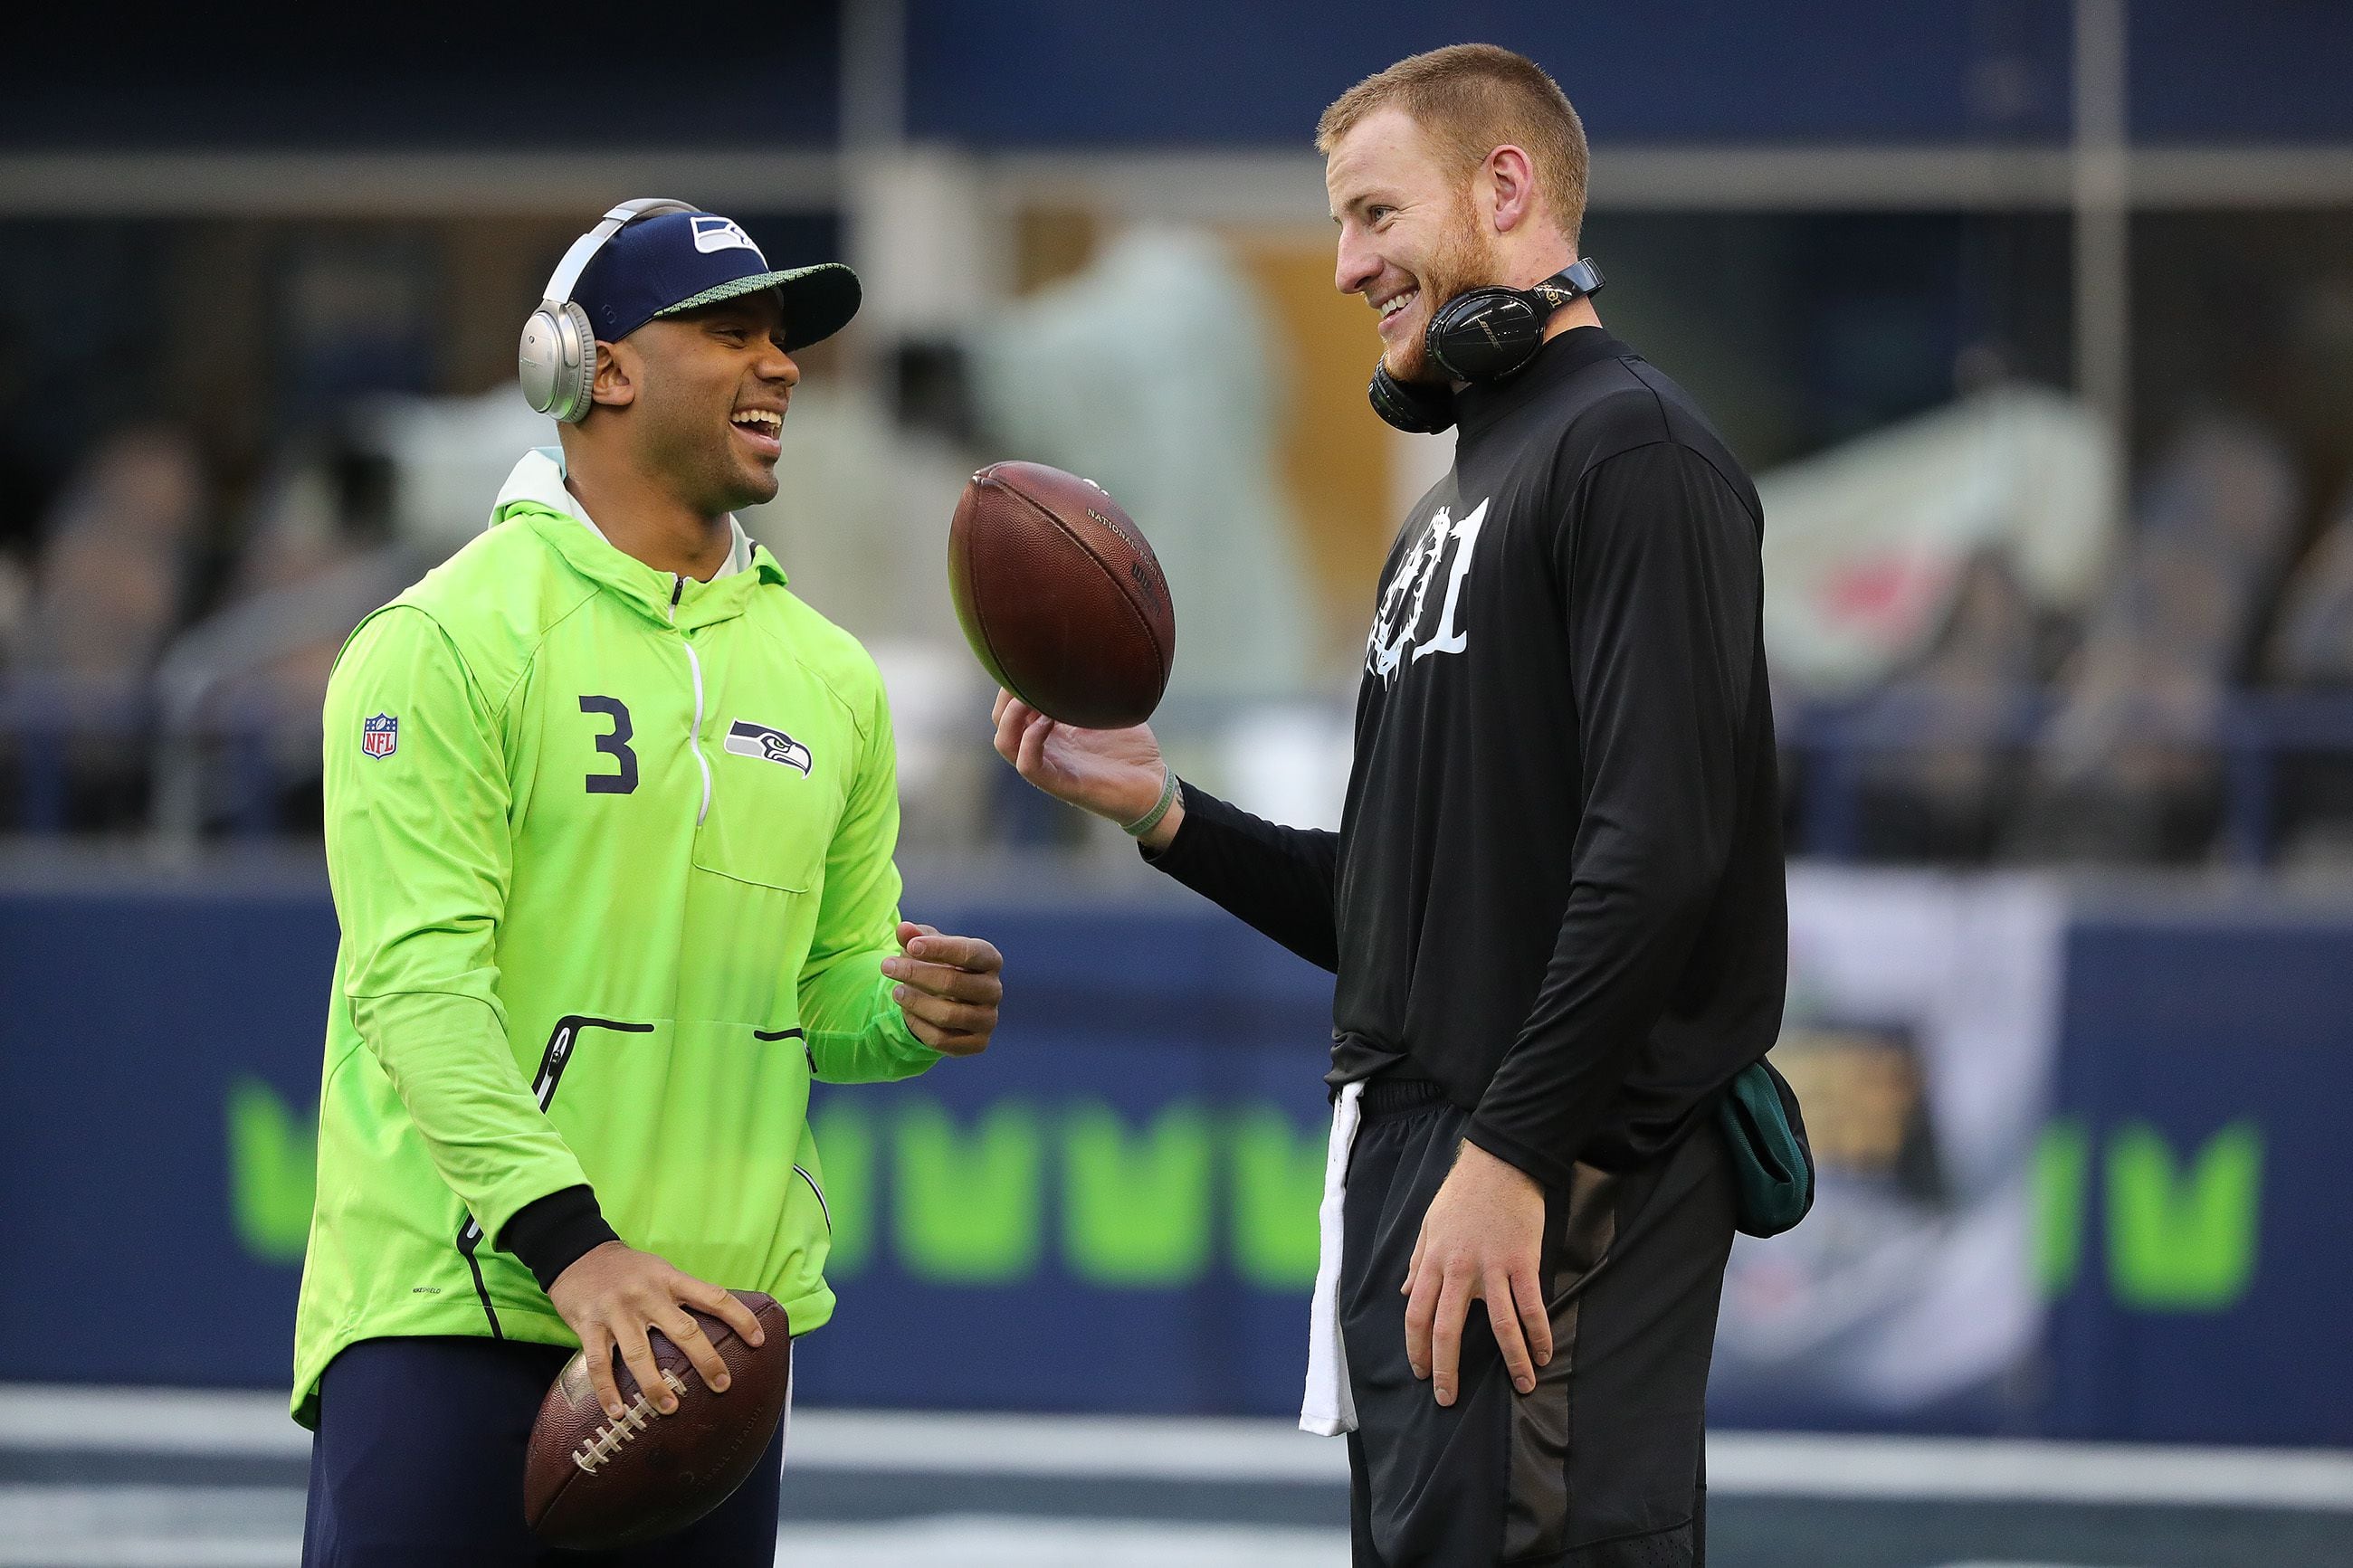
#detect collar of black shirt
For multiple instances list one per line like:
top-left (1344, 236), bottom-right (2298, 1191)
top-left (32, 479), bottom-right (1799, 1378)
top-left (1451, 325), bottom-right (1631, 442)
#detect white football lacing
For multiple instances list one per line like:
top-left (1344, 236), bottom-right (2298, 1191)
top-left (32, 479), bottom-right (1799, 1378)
top-left (572, 1369), bottom-right (690, 1473)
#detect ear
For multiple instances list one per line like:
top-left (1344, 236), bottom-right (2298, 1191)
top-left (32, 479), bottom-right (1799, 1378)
top-left (589, 337), bottom-right (638, 410)
top-left (1486, 143), bottom-right (1538, 236)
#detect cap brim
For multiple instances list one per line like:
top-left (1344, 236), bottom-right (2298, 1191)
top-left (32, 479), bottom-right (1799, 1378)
top-left (653, 261), bottom-right (862, 351)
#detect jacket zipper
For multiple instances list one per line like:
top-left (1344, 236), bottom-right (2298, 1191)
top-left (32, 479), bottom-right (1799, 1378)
top-left (793, 1164), bottom-right (832, 1231)
top-left (453, 1014), bottom-right (653, 1335)
top-left (670, 574), bottom-right (713, 827)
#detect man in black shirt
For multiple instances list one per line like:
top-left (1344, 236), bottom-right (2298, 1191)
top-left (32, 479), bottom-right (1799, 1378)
top-left (991, 44), bottom-right (1788, 1568)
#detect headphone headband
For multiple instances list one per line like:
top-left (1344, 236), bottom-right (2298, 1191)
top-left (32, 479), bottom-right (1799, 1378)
top-left (539, 197), bottom-right (699, 308)
top-left (1527, 258), bottom-right (1605, 314)
top-left (519, 196), bottom-right (700, 424)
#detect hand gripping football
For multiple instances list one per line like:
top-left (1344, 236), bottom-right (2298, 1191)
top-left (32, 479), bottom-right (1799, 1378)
top-left (523, 1291), bottom-right (790, 1549)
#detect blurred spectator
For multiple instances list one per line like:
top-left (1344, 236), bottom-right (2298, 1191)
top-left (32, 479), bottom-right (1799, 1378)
top-left (1758, 383), bottom-right (2113, 699)
top-left (150, 445), bottom-right (423, 841)
top-left (2264, 483), bottom-right (2353, 689)
top-left (1759, 382), bottom-right (2112, 860)
top-left (2259, 482), bottom-right (2353, 863)
top-left (19, 425), bottom-right (204, 693)
top-left (1848, 551), bottom-right (2042, 860)
top-left (5, 425), bottom-right (204, 830)
top-left (0, 553), bottom-right (27, 675)
top-left (2014, 413), bottom-right (2303, 861)
top-left (222, 451), bottom-right (361, 600)
top-left (131, 387), bottom-right (572, 842)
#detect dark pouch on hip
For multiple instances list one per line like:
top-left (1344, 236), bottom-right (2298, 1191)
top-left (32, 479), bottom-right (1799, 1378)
top-left (1716, 1058), bottom-right (1815, 1238)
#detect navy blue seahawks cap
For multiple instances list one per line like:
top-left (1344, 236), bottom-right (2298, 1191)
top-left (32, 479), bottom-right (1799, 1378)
top-left (573, 211), bottom-right (861, 352)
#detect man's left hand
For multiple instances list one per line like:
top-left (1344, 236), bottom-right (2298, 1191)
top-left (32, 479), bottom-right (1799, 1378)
top-left (883, 921), bottom-right (1002, 1057)
top-left (1403, 1139), bottom-right (1553, 1406)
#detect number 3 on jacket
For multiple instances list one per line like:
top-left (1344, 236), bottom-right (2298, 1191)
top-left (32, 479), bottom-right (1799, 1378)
top-left (579, 696), bottom-right (639, 794)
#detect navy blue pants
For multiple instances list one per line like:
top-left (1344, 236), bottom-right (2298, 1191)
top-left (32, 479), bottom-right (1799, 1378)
top-left (302, 1336), bottom-right (785, 1568)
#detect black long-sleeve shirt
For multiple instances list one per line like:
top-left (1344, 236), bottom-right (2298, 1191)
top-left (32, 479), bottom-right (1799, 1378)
top-left (1149, 328), bottom-right (1786, 1191)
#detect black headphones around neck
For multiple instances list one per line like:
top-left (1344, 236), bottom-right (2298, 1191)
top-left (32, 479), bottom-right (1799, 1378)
top-left (1369, 257), bottom-right (1605, 434)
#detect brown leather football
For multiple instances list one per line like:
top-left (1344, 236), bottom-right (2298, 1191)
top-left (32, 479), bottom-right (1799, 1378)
top-left (948, 461), bottom-right (1177, 728)
top-left (522, 1291), bottom-right (789, 1550)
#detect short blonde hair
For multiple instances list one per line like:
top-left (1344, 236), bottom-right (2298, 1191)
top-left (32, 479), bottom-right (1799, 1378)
top-left (1317, 43), bottom-right (1589, 249)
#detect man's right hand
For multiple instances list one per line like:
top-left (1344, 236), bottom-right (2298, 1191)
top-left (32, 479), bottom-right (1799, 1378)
top-left (991, 690), bottom-right (1186, 851)
top-left (547, 1240), bottom-right (767, 1421)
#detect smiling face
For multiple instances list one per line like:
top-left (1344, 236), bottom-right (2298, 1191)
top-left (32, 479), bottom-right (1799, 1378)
top-left (595, 290), bottom-right (799, 515)
top-left (1326, 106), bottom-right (1501, 385)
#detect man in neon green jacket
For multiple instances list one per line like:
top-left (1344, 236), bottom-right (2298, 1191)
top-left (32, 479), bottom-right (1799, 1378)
top-left (296, 204), bottom-right (1003, 1566)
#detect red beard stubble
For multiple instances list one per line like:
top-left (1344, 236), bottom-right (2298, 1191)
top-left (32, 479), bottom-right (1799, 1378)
top-left (1382, 191), bottom-right (1503, 386)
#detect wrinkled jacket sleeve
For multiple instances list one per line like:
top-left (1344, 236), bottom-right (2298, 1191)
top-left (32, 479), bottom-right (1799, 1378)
top-left (798, 667), bottom-right (941, 1083)
top-left (324, 606), bottom-right (594, 1240)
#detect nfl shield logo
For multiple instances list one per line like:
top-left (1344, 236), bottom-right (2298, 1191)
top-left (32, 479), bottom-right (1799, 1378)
top-left (361, 714), bottom-right (398, 759)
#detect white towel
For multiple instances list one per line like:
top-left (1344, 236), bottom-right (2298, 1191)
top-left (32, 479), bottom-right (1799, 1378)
top-left (1300, 1079), bottom-right (1366, 1437)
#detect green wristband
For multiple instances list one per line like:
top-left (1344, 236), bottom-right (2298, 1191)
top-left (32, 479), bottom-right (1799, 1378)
top-left (1121, 766), bottom-right (1181, 839)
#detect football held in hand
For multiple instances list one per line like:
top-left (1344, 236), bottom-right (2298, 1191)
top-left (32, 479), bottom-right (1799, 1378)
top-left (948, 461), bottom-right (1178, 728)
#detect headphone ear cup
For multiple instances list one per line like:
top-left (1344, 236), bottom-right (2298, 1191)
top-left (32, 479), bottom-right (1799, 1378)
top-left (518, 306), bottom-right (564, 416)
top-left (549, 302), bottom-right (598, 424)
top-left (519, 301), bottom-right (598, 423)
top-left (1425, 287), bottom-right (1547, 383)
top-left (1369, 363), bottom-right (1456, 434)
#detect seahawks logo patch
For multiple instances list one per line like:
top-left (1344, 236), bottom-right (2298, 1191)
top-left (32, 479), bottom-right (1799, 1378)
top-left (724, 718), bottom-right (812, 774)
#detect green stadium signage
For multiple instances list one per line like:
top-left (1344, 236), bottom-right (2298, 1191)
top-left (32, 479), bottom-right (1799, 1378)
top-left (2034, 1117), bottom-right (2264, 1310)
top-left (226, 1079), bottom-right (1328, 1290)
top-left (231, 1081), bottom-right (2266, 1313)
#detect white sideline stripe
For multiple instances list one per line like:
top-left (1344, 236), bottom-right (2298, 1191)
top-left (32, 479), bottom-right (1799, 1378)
top-left (758, 1516), bottom-right (1347, 1566)
top-left (791, 1410), bottom-right (1349, 1480)
top-left (1706, 1430), bottom-right (2353, 1510)
top-left (0, 1484), bottom-right (300, 1566)
top-left (0, 1494), bottom-right (1353, 1568)
top-left (3, 1387), bottom-right (2350, 1509)
top-left (0, 1388), bottom-right (310, 1457)
top-left (0, 1540), bottom-right (300, 1568)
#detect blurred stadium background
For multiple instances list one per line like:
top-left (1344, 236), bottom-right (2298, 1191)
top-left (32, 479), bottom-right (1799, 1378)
top-left (5, 2), bottom-right (2353, 1563)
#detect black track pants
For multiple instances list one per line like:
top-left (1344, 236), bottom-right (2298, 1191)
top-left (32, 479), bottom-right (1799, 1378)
top-left (1338, 1087), bottom-right (1736, 1567)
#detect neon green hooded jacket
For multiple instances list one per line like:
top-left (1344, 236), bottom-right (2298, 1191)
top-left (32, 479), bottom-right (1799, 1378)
top-left (291, 449), bottom-right (937, 1426)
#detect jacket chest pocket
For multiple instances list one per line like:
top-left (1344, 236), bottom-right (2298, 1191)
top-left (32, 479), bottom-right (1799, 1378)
top-left (691, 718), bottom-right (839, 893)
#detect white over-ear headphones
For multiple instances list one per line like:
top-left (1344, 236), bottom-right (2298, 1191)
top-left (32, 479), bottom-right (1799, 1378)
top-left (517, 197), bottom-right (699, 423)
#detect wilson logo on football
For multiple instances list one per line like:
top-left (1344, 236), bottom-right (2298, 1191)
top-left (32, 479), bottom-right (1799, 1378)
top-left (360, 714), bottom-right (399, 759)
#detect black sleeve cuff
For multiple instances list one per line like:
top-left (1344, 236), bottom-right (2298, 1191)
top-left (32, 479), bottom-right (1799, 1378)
top-left (499, 1183), bottom-right (619, 1290)
top-left (1138, 780), bottom-right (1219, 871)
top-left (1136, 780), bottom-right (1195, 867)
top-left (1462, 1117), bottom-right (1577, 1194)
